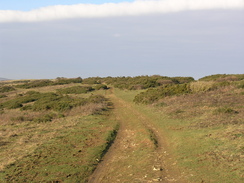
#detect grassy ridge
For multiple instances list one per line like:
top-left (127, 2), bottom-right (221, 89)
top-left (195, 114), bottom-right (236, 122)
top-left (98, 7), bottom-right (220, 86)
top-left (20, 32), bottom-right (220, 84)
top-left (0, 74), bottom-right (243, 182)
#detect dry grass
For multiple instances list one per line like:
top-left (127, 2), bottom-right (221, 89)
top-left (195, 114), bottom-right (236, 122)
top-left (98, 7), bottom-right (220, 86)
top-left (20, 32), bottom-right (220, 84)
top-left (0, 82), bottom-right (111, 175)
top-left (151, 85), bottom-right (244, 181)
top-left (189, 81), bottom-right (216, 93)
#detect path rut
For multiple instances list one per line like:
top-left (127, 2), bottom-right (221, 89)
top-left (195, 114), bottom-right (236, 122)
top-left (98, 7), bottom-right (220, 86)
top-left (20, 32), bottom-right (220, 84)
top-left (88, 93), bottom-right (185, 182)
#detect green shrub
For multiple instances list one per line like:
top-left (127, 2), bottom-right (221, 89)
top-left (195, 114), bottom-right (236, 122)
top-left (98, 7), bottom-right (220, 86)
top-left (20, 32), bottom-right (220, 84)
top-left (134, 84), bottom-right (191, 104)
top-left (94, 84), bottom-right (108, 90)
top-left (87, 95), bottom-right (107, 104)
top-left (21, 105), bottom-right (33, 111)
top-left (0, 109), bottom-right (4, 114)
top-left (2, 91), bottom-right (42, 109)
top-left (55, 77), bottom-right (83, 85)
top-left (16, 77), bottom-right (83, 89)
top-left (213, 107), bottom-right (239, 115)
top-left (0, 86), bottom-right (15, 93)
top-left (34, 113), bottom-right (55, 123)
top-left (4, 101), bottom-right (23, 109)
top-left (235, 80), bottom-right (244, 89)
top-left (16, 80), bottom-right (53, 89)
top-left (171, 77), bottom-right (195, 84)
top-left (83, 77), bottom-right (101, 84)
top-left (0, 94), bottom-right (7, 98)
top-left (57, 86), bottom-right (94, 94)
top-left (31, 93), bottom-right (71, 111)
top-left (103, 75), bottom-right (194, 90)
top-left (199, 74), bottom-right (244, 82)
top-left (2, 91), bottom-right (78, 112)
top-left (11, 116), bottom-right (33, 122)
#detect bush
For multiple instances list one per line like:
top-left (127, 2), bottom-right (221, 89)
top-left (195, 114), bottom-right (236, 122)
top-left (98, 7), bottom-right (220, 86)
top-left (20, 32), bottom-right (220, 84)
top-left (31, 93), bottom-right (74, 112)
top-left (57, 86), bottom-right (94, 94)
top-left (16, 80), bottom-right (53, 89)
top-left (213, 107), bottom-right (239, 115)
top-left (134, 84), bottom-right (191, 104)
top-left (11, 116), bottom-right (33, 122)
top-left (55, 77), bottom-right (83, 85)
top-left (0, 94), bottom-right (7, 98)
top-left (83, 77), bottom-right (101, 84)
top-left (235, 80), bottom-right (244, 89)
top-left (0, 86), bottom-right (15, 93)
top-left (34, 113), bottom-right (55, 123)
top-left (103, 75), bottom-right (194, 90)
top-left (94, 84), bottom-right (108, 90)
top-left (87, 95), bottom-right (107, 104)
top-left (1, 91), bottom-right (80, 112)
top-left (21, 105), bottom-right (33, 111)
top-left (199, 74), bottom-right (244, 82)
top-left (2, 91), bottom-right (42, 109)
top-left (16, 77), bottom-right (83, 89)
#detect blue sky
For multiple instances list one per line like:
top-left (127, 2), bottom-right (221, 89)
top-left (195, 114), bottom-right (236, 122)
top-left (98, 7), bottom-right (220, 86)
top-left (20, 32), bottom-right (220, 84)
top-left (0, 0), bottom-right (244, 80)
top-left (0, 0), bottom-right (133, 11)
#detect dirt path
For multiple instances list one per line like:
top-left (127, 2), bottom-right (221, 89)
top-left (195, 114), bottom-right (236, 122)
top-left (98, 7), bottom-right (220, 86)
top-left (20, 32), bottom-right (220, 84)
top-left (88, 93), bottom-right (186, 182)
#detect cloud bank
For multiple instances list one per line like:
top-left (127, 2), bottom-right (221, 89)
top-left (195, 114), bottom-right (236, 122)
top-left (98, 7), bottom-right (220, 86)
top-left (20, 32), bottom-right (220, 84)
top-left (0, 0), bottom-right (244, 22)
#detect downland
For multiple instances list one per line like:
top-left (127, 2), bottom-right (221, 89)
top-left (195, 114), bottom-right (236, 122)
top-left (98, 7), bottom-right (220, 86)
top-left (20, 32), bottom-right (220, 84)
top-left (0, 74), bottom-right (243, 182)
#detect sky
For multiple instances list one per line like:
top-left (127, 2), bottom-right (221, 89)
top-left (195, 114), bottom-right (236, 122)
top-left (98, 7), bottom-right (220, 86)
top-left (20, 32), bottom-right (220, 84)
top-left (0, 0), bottom-right (244, 80)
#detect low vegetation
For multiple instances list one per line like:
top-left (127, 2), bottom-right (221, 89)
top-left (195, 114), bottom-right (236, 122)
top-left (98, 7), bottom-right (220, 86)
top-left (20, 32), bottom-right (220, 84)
top-left (103, 75), bottom-right (194, 90)
top-left (0, 78), bottom-right (115, 182)
top-left (128, 74), bottom-right (243, 182)
top-left (0, 86), bottom-right (15, 93)
top-left (0, 74), bottom-right (243, 182)
top-left (15, 77), bottom-right (83, 89)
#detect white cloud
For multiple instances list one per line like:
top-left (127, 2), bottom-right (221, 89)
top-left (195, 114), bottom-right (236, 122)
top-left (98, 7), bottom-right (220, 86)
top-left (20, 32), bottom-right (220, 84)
top-left (0, 0), bottom-right (244, 22)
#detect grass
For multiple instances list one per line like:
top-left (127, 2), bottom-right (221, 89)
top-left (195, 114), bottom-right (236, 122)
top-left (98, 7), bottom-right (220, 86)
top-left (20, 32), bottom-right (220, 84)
top-left (0, 115), bottom-right (118, 183)
top-left (0, 77), bottom-right (243, 182)
top-left (0, 81), bottom-right (117, 182)
top-left (114, 87), bottom-right (244, 183)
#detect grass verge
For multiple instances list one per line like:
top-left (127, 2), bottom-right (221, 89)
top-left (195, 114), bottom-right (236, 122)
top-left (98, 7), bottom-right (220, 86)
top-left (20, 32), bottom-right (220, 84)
top-left (0, 114), bottom-right (118, 183)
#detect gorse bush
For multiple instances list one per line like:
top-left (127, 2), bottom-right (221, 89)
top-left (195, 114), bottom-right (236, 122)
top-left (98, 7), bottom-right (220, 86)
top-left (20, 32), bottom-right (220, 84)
top-left (82, 77), bottom-right (102, 84)
top-left (103, 75), bottom-right (194, 90)
top-left (87, 94), bottom-right (108, 104)
top-left (94, 84), bottom-right (108, 90)
top-left (55, 77), bottom-right (83, 85)
top-left (0, 86), bottom-right (16, 93)
top-left (1, 91), bottom-right (42, 109)
top-left (134, 84), bottom-right (191, 104)
top-left (236, 80), bottom-right (244, 89)
top-left (15, 77), bottom-right (83, 89)
top-left (16, 79), bottom-right (53, 89)
top-left (1, 89), bottom-right (109, 113)
top-left (199, 74), bottom-right (244, 82)
top-left (133, 78), bottom-right (244, 104)
top-left (213, 107), bottom-right (239, 115)
top-left (33, 113), bottom-right (57, 123)
top-left (0, 94), bottom-right (7, 98)
top-left (31, 93), bottom-right (75, 111)
top-left (57, 86), bottom-right (94, 94)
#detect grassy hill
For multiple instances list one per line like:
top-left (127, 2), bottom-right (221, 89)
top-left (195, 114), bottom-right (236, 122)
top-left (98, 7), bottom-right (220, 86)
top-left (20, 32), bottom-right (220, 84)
top-left (0, 74), bottom-right (243, 182)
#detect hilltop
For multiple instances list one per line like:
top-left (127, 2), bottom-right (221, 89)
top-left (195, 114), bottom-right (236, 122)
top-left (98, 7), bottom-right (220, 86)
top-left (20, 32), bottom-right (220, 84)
top-left (0, 74), bottom-right (243, 182)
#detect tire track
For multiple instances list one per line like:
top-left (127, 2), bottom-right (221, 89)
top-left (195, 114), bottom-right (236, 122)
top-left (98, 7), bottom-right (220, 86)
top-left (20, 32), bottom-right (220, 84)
top-left (88, 93), bottom-right (186, 182)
